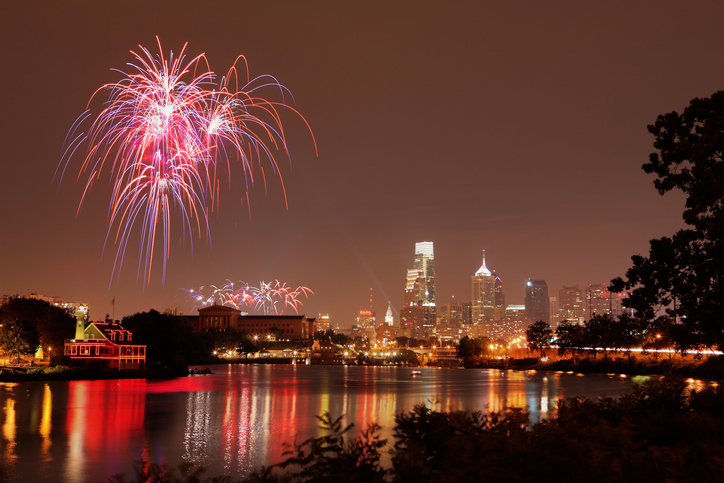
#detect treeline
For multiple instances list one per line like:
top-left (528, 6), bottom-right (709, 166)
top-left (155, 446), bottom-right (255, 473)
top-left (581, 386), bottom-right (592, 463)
top-left (110, 380), bottom-right (724, 483)
top-left (0, 297), bottom-right (75, 363)
top-left (609, 91), bottom-right (724, 353)
top-left (526, 314), bottom-right (690, 361)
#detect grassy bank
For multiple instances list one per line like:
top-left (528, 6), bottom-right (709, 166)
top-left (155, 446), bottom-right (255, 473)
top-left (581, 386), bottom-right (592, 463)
top-left (0, 363), bottom-right (187, 382)
top-left (541, 354), bottom-right (724, 380)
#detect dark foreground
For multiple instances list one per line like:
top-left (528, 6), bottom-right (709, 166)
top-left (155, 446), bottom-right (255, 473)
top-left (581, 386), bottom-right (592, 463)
top-left (108, 380), bottom-right (724, 483)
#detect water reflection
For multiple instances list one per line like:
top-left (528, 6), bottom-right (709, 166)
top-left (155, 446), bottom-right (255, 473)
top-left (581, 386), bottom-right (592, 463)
top-left (40, 384), bottom-right (52, 462)
top-left (2, 383), bottom-right (17, 470)
top-left (0, 366), bottom-right (715, 482)
top-left (184, 391), bottom-right (211, 464)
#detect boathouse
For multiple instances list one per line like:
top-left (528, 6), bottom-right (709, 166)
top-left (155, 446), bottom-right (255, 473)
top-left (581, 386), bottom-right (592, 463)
top-left (63, 309), bottom-right (146, 370)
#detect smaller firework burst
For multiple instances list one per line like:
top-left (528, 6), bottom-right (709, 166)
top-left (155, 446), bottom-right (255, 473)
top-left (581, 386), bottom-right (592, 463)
top-left (182, 279), bottom-right (313, 315)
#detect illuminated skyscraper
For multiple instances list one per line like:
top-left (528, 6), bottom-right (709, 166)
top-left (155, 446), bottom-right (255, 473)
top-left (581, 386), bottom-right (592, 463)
top-left (403, 241), bottom-right (436, 338)
top-left (559, 285), bottom-right (585, 324)
top-left (404, 269), bottom-right (425, 306)
top-left (413, 241), bottom-right (435, 305)
top-left (385, 303), bottom-right (394, 326)
top-left (586, 283), bottom-right (627, 320)
top-left (355, 310), bottom-right (376, 329)
top-left (549, 296), bottom-right (559, 328)
top-left (493, 271), bottom-right (506, 320)
top-left (472, 250), bottom-right (495, 325)
top-left (525, 279), bottom-right (550, 325)
top-left (316, 314), bottom-right (332, 332)
top-left (440, 302), bottom-right (464, 326)
top-left (494, 271), bottom-right (505, 308)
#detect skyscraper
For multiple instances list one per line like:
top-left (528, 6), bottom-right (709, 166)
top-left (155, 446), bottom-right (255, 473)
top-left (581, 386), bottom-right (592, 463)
top-left (440, 302), bottom-right (464, 326)
top-left (586, 283), bottom-right (627, 320)
top-left (525, 279), bottom-right (550, 325)
top-left (549, 296), bottom-right (559, 328)
top-left (403, 241), bottom-right (436, 339)
top-left (413, 241), bottom-right (435, 305)
top-left (404, 268), bottom-right (425, 306)
top-left (471, 250), bottom-right (495, 325)
top-left (559, 285), bottom-right (584, 324)
top-left (493, 271), bottom-right (506, 320)
top-left (494, 271), bottom-right (505, 308)
top-left (355, 310), bottom-right (376, 329)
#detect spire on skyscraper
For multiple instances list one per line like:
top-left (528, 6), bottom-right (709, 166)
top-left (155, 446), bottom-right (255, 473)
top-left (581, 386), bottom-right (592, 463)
top-left (475, 249), bottom-right (491, 276)
top-left (472, 249), bottom-right (495, 326)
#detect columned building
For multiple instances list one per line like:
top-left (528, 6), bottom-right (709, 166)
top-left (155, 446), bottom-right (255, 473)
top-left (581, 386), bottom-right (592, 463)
top-left (191, 305), bottom-right (314, 339)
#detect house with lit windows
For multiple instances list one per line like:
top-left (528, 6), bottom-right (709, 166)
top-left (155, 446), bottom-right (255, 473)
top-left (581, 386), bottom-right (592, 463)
top-left (64, 309), bottom-right (146, 370)
top-left (310, 340), bottom-right (343, 364)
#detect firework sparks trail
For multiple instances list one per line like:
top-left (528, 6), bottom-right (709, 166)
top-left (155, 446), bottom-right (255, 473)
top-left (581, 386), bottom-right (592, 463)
top-left (57, 38), bottom-right (316, 285)
top-left (182, 280), bottom-right (313, 315)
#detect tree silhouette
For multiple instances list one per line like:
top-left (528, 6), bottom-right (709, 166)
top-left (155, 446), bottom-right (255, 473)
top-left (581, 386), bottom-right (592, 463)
top-left (555, 321), bottom-right (585, 363)
top-left (0, 318), bottom-right (40, 363)
top-left (0, 297), bottom-right (74, 355)
top-left (611, 91), bottom-right (724, 352)
top-left (525, 321), bottom-right (553, 357)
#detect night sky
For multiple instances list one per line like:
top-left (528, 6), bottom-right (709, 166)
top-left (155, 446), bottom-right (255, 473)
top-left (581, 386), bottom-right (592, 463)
top-left (2, 2), bottom-right (723, 326)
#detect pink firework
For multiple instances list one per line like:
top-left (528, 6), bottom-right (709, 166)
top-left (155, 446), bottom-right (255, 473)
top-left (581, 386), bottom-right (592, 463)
top-left (58, 38), bottom-right (315, 284)
top-left (183, 279), bottom-right (313, 315)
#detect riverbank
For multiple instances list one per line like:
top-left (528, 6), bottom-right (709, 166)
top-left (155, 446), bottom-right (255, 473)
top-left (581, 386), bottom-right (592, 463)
top-left (0, 363), bottom-right (188, 382)
top-left (540, 354), bottom-right (724, 381)
top-left (5, 355), bottom-right (724, 383)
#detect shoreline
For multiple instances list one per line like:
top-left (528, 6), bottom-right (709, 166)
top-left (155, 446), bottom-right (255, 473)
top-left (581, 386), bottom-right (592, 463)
top-left (3, 355), bottom-right (724, 383)
top-left (0, 364), bottom-right (188, 382)
top-left (537, 355), bottom-right (724, 381)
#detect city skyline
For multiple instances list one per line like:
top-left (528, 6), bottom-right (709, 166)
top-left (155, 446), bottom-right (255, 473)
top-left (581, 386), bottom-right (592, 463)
top-left (2, 2), bottom-right (723, 324)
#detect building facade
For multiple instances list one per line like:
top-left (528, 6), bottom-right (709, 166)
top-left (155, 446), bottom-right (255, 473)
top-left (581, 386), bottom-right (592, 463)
top-left (471, 250), bottom-right (495, 326)
top-left (586, 283), bottom-right (628, 320)
top-left (64, 310), bottom-right (146, 370)
top-left (413, 241), bottom-right (436, 305)
top-left (439, 302), bottom-right (464, 326)
top-left (356, 309), bottom-right (376, 329)
top-left (402, 241), bottom-right (437, 339)
top-left (525, 279), bottom-right (550, 325)
top-left (559, 285), bottom-right (585, 325)
top-left (191, 305), bottom-right (314, 339)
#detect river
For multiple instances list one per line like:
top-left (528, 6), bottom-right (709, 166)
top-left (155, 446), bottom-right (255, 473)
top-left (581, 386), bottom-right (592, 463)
top-left (0, 364), bottom-right (665, 482)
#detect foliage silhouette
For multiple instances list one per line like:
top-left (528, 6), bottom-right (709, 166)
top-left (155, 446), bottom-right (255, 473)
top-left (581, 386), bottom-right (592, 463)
top-left (525, 320), bottom-right (553, 356)
top-left (612, 90), bottom-right (724, 352)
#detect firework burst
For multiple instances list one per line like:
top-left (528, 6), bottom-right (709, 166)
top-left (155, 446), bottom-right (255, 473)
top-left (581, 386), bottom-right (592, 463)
top-left (183, 279), bottom-right (313, 315)
top-left (57, 38), bottom-right (315, 284)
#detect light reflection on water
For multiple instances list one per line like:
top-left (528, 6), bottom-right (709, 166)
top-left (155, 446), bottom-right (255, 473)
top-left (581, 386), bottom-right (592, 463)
top-left (0, 366), bottom-right (706, 482)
